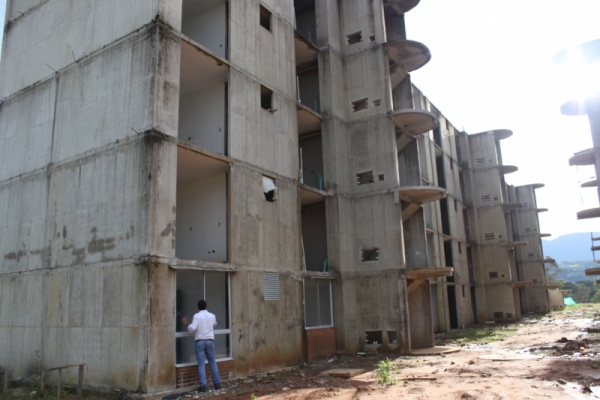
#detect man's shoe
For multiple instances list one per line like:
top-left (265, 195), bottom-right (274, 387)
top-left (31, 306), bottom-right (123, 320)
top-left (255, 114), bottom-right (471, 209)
top-left (214, 383), bottom-right (222, 390)
top-left (198, 386), bottom-right (207, 392)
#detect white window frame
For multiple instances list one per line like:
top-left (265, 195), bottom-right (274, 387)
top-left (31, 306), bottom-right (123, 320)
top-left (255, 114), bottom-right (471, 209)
top-left (303, 278), bottom-right (334, 330)
top-left (175, 270), bottom-right (232, 367)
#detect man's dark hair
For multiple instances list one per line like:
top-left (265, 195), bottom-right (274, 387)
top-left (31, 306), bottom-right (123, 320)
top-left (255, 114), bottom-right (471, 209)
top-left (198, 299), bottom-right (207, 310)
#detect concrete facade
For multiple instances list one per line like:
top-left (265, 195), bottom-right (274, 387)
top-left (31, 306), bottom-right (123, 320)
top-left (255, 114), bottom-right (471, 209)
top-left (0, 0), bottom-right (553, 393)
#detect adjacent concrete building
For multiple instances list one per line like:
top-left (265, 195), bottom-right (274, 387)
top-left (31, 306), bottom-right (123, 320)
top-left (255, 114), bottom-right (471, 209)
top-left (0, 0), bottom-right (553, 393)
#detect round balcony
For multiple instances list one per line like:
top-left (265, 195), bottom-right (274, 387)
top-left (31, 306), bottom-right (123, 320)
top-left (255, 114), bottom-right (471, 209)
top-left (393, 109), bottom-right (439, 152)
top-left (498, 165), bottom-right (518, 175)
top-left (384, 0), bottom-right (421, 14)
top-left (569, 148), bottom-right (596, 166)
top-left (577, 207), bottom-right (600, 220)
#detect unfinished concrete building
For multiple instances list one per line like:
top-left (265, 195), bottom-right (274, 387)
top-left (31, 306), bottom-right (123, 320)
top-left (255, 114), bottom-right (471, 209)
top-left (0, 0), bottom-right (555, 393)
top-left (0, 0), bottom-right (456, 392)
top-left (508, 184), bottom-right (552, 314)
top-left (556, 38), bottom-right (600, 222)
top-left (409, 86), bottom-right (473, 332)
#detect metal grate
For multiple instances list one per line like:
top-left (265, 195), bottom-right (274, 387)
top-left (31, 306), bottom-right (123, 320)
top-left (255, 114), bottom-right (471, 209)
top-left (264, 272), bottom-right (279, 301)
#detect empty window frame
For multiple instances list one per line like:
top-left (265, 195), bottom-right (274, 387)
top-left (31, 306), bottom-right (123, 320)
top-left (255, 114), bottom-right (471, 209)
top-left (259, 5), bottom-right (272, 31)
top-left (264, 272), bottom-right (279, 300)
top-left (260, 85), bottom-right (274, 111)
top-left (175, 270), bottom-right (231, 365)
top-left (481, 194), bottom-right (491, 202)
top-left (476, 158), bottom-right (486, 165)
top-left (356, 171), bottom-right (374, 185)
top-left (488, 271), bottom-right (499, 278)
top-left (484, 232), bottom-right (495, 240)
top-left (304, 278), bottom-right (333, 328)
top-left (362, 247), bottom-right (379, 262)
top-left (352, 98), bottom-right (368, 112)
top-left (347, 31), bottom-right (362, 45)
top-left (365, 331), bottom-right (382, 344)
top-left (525, 227), bottom-right (532, 233)
top-left (262, 176), bottom-right (277, 202)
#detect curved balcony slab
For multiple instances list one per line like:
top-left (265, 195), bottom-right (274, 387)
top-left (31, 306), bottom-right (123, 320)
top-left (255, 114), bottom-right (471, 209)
top-left (399, 186), bottom-right (447, 204)
top-left (405, 267), bottom-right (453, 280)
top-left (561, 99), bottom-right (587, 116)
top-left (384, 0), bottom-right (420, 14)
top-left (512, 280), bottom-right (532, 288)
top-left (585, 267), bottom-right (600, 276)
top-left (471, 129), bottom-right (513, 140)
top-left (505, 241), bottom-right (528, 249)
top-left (499, 165), bottom-right (518, 175)
top-left (539, 233), bottom-right (552, 238)
top-left (502, 202), bottom-right (525, 212)
top-left (543, 257), bottom-right (556, 264)
top-left (582, 179), bottom-right (598, 188)
top-left (299, 183), bottom-right (327, 206)
top-left (569, 148), bottom-right (596, 166)
top-left (577, 207), bottom-right (600, 220)
top-left (394, 109), bottom-right (439, 152)
top-left (536, 208), bottom-right (549, 213)
top-left (387, 39), bottom-right (431, 82)
top-left (398, 186), bottom-right (447, 222)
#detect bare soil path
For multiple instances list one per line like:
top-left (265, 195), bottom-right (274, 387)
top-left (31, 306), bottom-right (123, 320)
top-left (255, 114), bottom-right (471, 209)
top-left (152, 305), bottom-right (600, 400)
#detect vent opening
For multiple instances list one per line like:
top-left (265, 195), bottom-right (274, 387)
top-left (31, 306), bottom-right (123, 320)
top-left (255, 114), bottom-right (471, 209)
top-left (365, 331), bottom-right (382, 345)
top-left (347, 31), bottom-right (362, 45)
top-left (488, 271), bottom-right (499, 278)
top-left (264, 272), bottom-right (279, 300)
top-left (356, 171), bottom-right (374, 185)
top-left (352, 98), bottom-right (368, 112)
top-left (362, 247), bottom-right (379, 262)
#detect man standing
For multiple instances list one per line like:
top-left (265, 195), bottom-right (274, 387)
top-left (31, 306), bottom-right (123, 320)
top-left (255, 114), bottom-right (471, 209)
top-left (182, 299), bottom-right (222, 392)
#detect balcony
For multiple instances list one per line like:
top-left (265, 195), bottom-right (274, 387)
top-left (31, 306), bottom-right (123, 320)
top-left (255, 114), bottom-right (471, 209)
top-left (393, 109), bottom-right (439, 152)
top-left (498, 165), bottom-right (518, 175)
top-left (505, 241), bottom-right (528, 249)
top-left (536, 208), bottom-right (549, 213)
top-left (387, 39), bottom-right (431, 88)
top-left (501, 202), bottom-right (525, 212)
top-left (397, 186), bottom-right (447, 222)
top-left (577, 207), bottom-right (600, 220)
top-left (582, 179), bottom-right (598, 188)
top-left (560, 99), bottom-right (588, 116)
top-left (493, 129), bottom-right (513, 141)
top-left (569, 148), bottom-right (596, 166)
top-left (406, 267), bottom-right (453, 295)
top-left (383, 0), bottom-right (421, 15)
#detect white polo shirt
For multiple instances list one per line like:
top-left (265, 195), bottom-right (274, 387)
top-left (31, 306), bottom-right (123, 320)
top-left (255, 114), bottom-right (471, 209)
top-left (187, 310), bottom-right (217, 340)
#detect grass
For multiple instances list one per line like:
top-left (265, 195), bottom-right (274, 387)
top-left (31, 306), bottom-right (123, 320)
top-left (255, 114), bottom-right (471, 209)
top-left (0, 381), bottom-right (126, 400)
top-left (374, 358), bottom-right (396, 386)
top-left (441, 324), bottom-right (520, 346)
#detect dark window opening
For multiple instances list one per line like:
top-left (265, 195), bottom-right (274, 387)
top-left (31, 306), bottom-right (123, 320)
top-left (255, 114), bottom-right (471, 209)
top-left (352, 98), bottom-right (368, 112)
top-left (365, 331), bottom-right (382, 344)
top-left (373, 99), bottom-right (381, 106)
top-left (262, 176), bottom-right (277, 202)
top-left (356, 171), bottom-right (374, 185)
top-left (476, 158), bottom-right (486, 165)
top-left (493, 311), bottom-right (504, 320)
top-left (444, 240), bottom-right (453, 268)
top-left (489, 272), bottom-right (499, 278)
top-left (433, 126), bottom-right (442, 147)
top-left (362, 247), bottom-right (379, 262)
top-left (484, 232), bottom-right (495, 240)
top-left (481, 194), bottom-right (490, 202)
top-left (525, 227), bottom-right (531, 232)
top-left (378, 174), bottom-right (384, 181)
top-left (458, 242), bottom-right (462, 254)
top-left (462, 286), bottom-right (466, 297)
top-left (387, 331), bottom-right (398, 344)
top-left (440, 198), bottom-right (450, 235)
top-left (436, 155), bottom-right (446, 188)
top-left (532, 279), bottom-right (538, 284)
top-left (454, 199), bottom-right (458, 211)
top-left (260, 5), bottom-right (272, 31)
top-left (260, 85), bottom-right (274, 111)
top-left (347, 31), bottom-right (362, 45)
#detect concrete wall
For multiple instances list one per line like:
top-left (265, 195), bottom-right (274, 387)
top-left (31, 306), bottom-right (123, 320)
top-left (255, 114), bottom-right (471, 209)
top-left (182, 1), bottom-right (227, 58)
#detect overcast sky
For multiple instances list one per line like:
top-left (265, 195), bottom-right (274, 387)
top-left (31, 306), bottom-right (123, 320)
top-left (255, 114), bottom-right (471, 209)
top-left (0, 1), bottom-right (598, 238)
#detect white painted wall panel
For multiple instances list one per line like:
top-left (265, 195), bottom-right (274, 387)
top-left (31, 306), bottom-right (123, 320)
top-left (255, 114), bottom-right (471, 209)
top-left (182, 2), bottom-right (227, 58)
top-left (176, 173), bottom-right (227, 262)
top-left (179, 83), bottom-right (227, 154)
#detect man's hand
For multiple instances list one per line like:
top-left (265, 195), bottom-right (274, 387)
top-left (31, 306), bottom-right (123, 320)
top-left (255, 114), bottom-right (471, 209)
top-left (181, 317), bottom-right (189, 326)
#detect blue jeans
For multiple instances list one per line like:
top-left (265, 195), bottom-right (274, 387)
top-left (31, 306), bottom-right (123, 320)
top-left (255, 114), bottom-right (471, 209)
top-left (195, 339), bottom-right (221, 388)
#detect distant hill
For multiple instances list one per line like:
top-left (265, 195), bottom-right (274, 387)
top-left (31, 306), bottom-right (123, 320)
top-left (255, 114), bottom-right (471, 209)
top-left (555, 261), bottom-right (597, 282)
top-left (542, 232), bottom-right (600, 263)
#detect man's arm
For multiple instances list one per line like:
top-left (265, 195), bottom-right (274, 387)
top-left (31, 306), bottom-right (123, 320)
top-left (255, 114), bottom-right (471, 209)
top-left (187, 314), bottom-right (199, 332)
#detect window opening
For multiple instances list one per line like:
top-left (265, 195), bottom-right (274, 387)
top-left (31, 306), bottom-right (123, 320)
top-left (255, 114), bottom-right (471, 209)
top-left (481, 194), bottom-right (490, 202)
top-left (476, 158), bottom-right (486, 165)
top-left (488, 271), bottom-right (499, 278)
top-left (528, 253), bottom-right (534, 258)
top-left (506, 313), bottom-right (513, 319)
top-left (356, 171), bottom-right (374, 185)
top-left (176, 271), bottom-right (231, 365)
top-left (387, 331), bottom-right (398, 344)
top-left (362, 247), bottom-right (379, 262)
top-left (525, 227), bottom-right (531, 233)
top-left (262, 176), bottom-right (277, 202)
top-left (454, 199), bottom-right (458, 211)
top-left (493, 312), bottom-right (504, 319)
top-left (260, 85), bottom-right (274, 111)
top-left (304, 279), bottom-right (333, 328)
top-left (433, 126), bottom-right (442, 147)
top-left (259, 5), bottom-right (272, 31)
top-left (365, 331), bottom-right (382, 345)
top-left (462, 286), bottom-right (466, 297)
top-left (378, 174), bottom-right (385, 181)
top-left (532, 279), bottom-right (539, 284)
top-left (352, 98), bottom-right (368, 112)
top-left (347, 31), bottom-right (362, 45)
top-left (373, 99), bottom-right (381, 106)
top-left (484, 232), bottom-right (495, 240)
top-left (264, 272), bottom-right (279, 300)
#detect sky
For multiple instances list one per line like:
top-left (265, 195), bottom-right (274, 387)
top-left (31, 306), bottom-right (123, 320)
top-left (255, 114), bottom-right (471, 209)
top-left (406, 0), bottom-right (600, 239)
top-left (0, 1), bottom-right (597, 238)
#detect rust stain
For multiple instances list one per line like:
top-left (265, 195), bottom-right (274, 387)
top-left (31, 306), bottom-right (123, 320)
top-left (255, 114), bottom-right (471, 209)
top-left (160, 222), bottom-right (173, 237)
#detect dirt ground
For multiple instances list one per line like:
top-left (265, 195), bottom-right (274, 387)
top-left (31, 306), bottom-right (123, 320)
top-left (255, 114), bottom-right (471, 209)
top-left (156, 304), bottom-right (600, 400)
